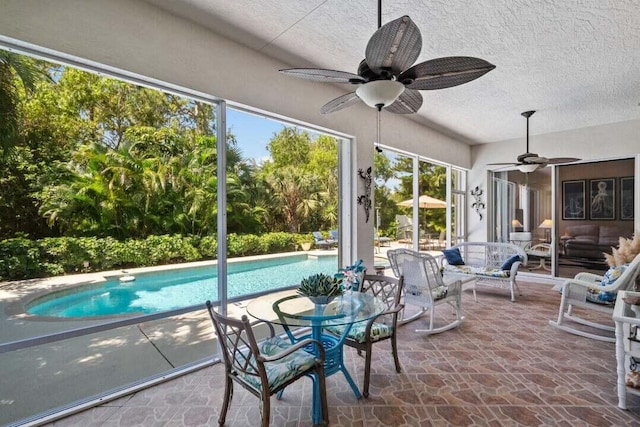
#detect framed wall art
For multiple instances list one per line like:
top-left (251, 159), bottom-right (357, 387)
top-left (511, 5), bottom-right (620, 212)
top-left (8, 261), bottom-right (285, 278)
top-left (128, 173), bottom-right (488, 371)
top-left (562, 180), bottom-right (585, 220)
top-left (620, 176), bottom-right (634, 220)
top-left (589, 178), bottom-right (615, 220)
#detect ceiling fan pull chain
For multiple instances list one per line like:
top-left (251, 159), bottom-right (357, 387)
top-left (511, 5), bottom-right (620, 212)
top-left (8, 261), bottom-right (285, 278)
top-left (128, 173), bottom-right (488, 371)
top-left (376, 108), bottom-right (382, 152)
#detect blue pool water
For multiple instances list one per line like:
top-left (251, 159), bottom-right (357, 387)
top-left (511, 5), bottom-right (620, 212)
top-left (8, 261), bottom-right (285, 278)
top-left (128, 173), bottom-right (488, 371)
top-left (27, 254), bottom-right (338, 318)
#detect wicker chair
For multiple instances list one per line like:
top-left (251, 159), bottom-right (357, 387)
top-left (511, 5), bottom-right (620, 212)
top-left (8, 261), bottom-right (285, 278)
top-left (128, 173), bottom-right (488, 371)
top-left (324, 274), bottom-right (404, 397)
top-left (388, 249), bottom-right (465, 334)
top-left (548, 253), bottom-right (640, 342)
top-left (205, 301), bottom-right (328, 427)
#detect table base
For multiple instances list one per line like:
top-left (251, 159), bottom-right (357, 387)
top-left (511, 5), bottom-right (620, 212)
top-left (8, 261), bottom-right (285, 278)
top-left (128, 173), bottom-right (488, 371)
top-left (278, 332), bottom-right (362, 425)
top-left (301, 334), bottom-right (361, 397)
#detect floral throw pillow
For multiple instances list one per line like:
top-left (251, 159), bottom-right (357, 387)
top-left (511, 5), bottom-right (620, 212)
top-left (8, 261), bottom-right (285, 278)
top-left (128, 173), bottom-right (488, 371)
top-left (335, 259), bottom-right (366, 290)
top-left (586, 264), bottom-right (628, 304)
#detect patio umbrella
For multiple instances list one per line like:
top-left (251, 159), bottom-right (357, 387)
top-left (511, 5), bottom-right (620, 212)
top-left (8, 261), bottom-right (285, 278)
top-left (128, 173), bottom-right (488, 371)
top-left (397, 195), bottom-right (448, 246)
top-left (397, 195), bottom-right (447, 209)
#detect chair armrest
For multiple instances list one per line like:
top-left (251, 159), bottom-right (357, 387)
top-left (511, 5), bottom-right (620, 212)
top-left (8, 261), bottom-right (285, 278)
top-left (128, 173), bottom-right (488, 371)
top-left (375, 304), bottom-right (405, 318)
top-left (248, 319), bottom-right (276, 338)
top-left (364, 303), bottom-right (405, 334)
top-left (509, 261), bottom-right (523, 276)
top-left (563, 278), bottom-right (605, 291)
top-left (574, 272), bottom-right (603, 283)
top-left (258, 337), bottom-right (325, 364)
top-left (382, 304), bottom-right (405, 315)
top-left (446, 279), bottom-right (462, 294)
top-left (561, 278), bottom-right (608, 302)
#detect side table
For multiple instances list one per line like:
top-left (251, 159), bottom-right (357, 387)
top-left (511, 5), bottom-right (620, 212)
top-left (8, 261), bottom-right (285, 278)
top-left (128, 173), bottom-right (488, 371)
top-left (612, 290), bottom-right (640, 409)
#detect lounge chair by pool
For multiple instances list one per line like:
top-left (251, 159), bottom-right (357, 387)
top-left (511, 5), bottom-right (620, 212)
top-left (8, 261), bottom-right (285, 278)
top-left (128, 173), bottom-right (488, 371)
top-left (313, 231), bottom-right (336, 249)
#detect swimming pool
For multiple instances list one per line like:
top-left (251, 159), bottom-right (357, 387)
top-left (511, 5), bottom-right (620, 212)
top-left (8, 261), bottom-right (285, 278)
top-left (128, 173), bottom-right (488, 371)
top-left (26, 254), bottom-right (338, 318)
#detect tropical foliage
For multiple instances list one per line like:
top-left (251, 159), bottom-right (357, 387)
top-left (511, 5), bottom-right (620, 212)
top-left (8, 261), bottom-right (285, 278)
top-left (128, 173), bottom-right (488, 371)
top-left (0, 50), bottom-right (447, 280)
top-left (0, 54), bottom-right (340, 243)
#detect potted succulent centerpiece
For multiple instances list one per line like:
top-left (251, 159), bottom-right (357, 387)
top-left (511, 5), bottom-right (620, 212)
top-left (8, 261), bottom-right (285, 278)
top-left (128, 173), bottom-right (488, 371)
top-left (297, 273), bottom-right (344, 305)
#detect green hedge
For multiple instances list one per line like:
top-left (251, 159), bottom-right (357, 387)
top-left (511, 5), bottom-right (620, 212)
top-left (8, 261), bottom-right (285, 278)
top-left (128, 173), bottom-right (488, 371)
top-left (0, 232), bottom-right (314, 281)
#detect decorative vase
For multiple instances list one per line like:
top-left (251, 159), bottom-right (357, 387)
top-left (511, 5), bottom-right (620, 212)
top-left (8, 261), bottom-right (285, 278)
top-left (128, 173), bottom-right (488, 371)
top-left (308, 295), bottom-right (336, 305)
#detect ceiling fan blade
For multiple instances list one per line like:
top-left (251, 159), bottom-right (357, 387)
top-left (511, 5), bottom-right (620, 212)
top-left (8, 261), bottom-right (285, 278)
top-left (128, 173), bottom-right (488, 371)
top-left (545, 157), bottom-right (581, 165)
top-left (486, 162), bottom-right (520, 166)
top-left (279, 68), bottom-right (365, 84)
top-left (384, 89), bottom-right (423, 114)
top-left (365, 15), bottom-right (421, 76)
top-left (320, 92), bottom-right (362, 114)
top-left (399, 56), bottom-right (495, 90)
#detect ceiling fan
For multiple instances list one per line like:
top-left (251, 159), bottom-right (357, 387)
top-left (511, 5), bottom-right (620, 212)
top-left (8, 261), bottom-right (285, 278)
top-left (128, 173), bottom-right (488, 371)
top-left (488, 110), bottom-right (581, 172)
top-left (279, 1), bottom-right (495, 114)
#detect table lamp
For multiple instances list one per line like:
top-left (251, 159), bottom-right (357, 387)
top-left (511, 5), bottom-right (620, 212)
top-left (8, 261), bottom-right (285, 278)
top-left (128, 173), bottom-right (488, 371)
top-left (538, 219), bottom-right (553, 242)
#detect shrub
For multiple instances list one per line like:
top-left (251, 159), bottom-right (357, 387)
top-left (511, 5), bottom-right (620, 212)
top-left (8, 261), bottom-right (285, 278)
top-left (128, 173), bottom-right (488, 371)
top-left (228, 233), bottom-right (267, 257)
top-left (40, 237), bottom-right (88, 273)
top-left (0, 231), bottom-right (312, 281)
top-left (0, 238), bottom-right (46, 280)
top-left (262, 232), bottom-right (297, 253)
top-left (198, 235), bottom-right (218, 259)
top-left (142, 235), bottom-right (200, 265)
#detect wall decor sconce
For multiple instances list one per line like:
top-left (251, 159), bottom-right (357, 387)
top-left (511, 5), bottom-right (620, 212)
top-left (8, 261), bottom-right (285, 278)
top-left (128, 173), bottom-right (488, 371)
top-left (357, 166), bottom-right (372, 223)
top-left (470, 185), bottom-right (485, 220)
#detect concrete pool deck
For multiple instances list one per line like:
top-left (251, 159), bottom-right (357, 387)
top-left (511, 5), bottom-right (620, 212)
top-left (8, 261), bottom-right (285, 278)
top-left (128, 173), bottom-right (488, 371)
top-left (0, 249), bottom-right (343, 425)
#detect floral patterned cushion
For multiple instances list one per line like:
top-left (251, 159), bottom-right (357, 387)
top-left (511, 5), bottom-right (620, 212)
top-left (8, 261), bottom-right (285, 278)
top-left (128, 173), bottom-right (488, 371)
top-left (238, 336), bottom-right (317, 391)
top-left (325, 321), bottom-right (394, 344)
top-left (586, 264), bottom-right (628, 305)
top-left (404, 283), bottom-right (449, 301)
top-left (443, 264), bottom-right (510, 278)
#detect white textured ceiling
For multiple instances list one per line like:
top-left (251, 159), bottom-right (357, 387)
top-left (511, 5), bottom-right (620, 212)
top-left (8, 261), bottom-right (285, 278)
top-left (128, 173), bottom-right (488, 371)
top-left (144, 0), bottom-right (640, 145)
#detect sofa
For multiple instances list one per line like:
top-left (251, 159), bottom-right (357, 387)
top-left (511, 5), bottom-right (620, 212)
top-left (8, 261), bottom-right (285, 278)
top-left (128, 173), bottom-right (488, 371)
top-left (563, 224), bottom-right (632, 259)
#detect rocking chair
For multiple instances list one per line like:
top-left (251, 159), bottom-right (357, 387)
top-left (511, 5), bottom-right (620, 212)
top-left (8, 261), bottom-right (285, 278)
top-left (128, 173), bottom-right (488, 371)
top-left (548, 253), bottom-right (640, 342)
top-left (387, 249), bottom-right (465, 334)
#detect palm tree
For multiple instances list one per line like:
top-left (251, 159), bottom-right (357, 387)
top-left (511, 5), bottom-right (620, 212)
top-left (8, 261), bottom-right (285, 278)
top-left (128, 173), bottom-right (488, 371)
top-left (266, 166), bottom-right (319, 233)
top-left (0, 51), bottom-right (48, 156)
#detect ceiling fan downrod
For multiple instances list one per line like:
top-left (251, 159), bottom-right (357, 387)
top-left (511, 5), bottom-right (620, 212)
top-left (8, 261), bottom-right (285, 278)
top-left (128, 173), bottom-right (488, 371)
top-left (521, 110), bottom-right (535, 152)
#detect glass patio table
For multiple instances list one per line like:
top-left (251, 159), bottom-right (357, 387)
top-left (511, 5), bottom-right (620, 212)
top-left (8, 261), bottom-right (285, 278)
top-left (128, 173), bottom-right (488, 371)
top-left (246, 289), bottom-right (385, 424)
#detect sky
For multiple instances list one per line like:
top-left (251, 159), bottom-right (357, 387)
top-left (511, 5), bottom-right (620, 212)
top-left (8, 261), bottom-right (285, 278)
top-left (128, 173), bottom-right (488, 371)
top-left (226, 108), bottom-right (329, 164)
top-left (226, 108), bottom-right (286, 163)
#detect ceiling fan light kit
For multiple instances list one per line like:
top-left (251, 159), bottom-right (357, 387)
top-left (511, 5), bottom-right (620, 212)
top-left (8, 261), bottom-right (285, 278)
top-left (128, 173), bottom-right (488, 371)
top-left (517, 163), bottom-right (540, 173)
top-left (355, 80), bottom-right (405, 110)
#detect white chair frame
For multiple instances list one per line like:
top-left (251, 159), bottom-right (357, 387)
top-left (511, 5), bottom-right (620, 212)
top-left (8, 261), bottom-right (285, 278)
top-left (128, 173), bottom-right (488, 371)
top-left (388, 249), bottom-right (465, 334)
top-left (548, 253), bottom-right (640, 342)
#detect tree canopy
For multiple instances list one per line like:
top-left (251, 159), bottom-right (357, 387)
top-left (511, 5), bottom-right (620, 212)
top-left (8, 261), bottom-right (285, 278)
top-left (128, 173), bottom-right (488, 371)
top-left (0, 53), bottom-right (344, 240)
